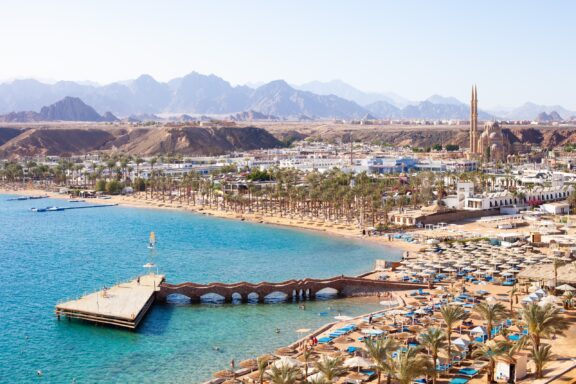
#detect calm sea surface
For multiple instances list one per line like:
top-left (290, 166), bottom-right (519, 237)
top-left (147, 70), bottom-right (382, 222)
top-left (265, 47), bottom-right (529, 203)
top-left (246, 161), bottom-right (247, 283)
top-left (0, 195), bottom-right (402, 383)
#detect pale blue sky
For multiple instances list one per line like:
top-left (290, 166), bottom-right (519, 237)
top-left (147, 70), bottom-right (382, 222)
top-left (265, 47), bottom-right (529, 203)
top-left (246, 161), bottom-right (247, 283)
top-left (1, 1), bottom-right (575, 109)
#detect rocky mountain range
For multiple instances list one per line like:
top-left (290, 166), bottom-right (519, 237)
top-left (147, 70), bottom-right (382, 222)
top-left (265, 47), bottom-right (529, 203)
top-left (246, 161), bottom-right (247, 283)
top-left (0, 73), bottom-right (573, 121)
top-left (536, 111), bottom-right (563, 123)
top-left (0, 126), bottom-right (284, 159)
top-left (492, 102), bottom-right (574, 121)
top-left (0, 97), bottom-right (118, 123)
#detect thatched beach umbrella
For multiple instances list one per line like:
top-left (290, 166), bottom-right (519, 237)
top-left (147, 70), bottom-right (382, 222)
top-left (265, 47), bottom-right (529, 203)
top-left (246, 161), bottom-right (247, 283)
top-left (239, 359), bottom-right (257, 369)
top-left (213, 370), bottom-right (235, 379)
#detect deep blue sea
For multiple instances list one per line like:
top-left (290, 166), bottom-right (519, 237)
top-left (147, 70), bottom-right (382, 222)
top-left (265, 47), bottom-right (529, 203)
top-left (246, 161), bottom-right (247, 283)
top-left (0, 195), bottom-right (401, 383)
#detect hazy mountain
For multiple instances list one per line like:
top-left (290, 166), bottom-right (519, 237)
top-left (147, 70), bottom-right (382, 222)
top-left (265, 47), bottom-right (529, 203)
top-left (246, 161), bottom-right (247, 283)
top-left (364, 100), bottom-right (401, 118)
top-left (295, 79), bottom-right (411, 107)
top-left (168, 72), bottom-right (251, 113)
top-left (0, 73), bottom-right (572, 121)
top-left (426, 94), bottom-right (464, 106)
top-left (536, 111), bottom-right (563, 123)
top-left (249, 80), bottom-right (369, 119)
top-left (0, 97), bottom-right (118, 122)
top-left (401, 101), bottom-right (493, 120)
top-left (494, 102), bottom-right (575, 121)
top-left (365, 99), bottom-right (491, 120)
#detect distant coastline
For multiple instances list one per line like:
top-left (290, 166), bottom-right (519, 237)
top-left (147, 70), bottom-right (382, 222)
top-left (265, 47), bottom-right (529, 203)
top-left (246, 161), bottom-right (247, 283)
top-left (0, 184), bottom-right (421, 254)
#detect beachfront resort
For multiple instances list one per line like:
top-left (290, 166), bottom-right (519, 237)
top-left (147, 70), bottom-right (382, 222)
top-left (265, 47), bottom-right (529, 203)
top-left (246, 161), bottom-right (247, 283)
top-left (2, 129), bottom-right (576, 383)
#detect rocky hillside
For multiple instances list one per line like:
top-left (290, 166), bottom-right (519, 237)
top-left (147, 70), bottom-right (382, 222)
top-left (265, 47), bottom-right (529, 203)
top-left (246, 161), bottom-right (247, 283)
top-left (267, 124), bottom-right (576, 149)
top-left (0, 126), bottom-right (284, 159)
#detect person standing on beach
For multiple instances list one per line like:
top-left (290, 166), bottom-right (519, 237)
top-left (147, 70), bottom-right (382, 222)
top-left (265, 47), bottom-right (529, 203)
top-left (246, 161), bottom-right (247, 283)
top-left (230, 359), bottom-right (235, 370)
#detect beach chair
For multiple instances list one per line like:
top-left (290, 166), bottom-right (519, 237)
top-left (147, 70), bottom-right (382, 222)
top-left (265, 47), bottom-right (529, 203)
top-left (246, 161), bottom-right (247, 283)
top-left (360, 370), bottom-right (376, 379)
top-left (449, 377), bottom-right (469, 384)
top-left (458, 368), bottom-right (479, 377)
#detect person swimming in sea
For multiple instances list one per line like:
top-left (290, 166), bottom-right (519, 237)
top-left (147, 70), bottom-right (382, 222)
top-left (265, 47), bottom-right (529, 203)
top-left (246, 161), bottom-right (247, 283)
top-left (275, 328), bottom-right (281, 334)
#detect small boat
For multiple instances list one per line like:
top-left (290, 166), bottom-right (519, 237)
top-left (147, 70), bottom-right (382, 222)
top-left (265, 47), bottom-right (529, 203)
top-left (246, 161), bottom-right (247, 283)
top-left (7, 196), bottom-right (30, 201)
top-left (29, 195), bottom-right (48, 200)
top-left (31, 207), bottom-right (47, 212)
top-left (147, 231), bottom-right (156, 249)
top-left (46, 206), bottom-right (64, 211)
top-left (69, 199), bottom-right (85, 203)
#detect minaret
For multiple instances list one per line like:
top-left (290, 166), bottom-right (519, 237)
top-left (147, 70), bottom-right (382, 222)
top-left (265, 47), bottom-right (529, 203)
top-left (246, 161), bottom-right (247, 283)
top-left (470, 85), bottom-right (478, 154)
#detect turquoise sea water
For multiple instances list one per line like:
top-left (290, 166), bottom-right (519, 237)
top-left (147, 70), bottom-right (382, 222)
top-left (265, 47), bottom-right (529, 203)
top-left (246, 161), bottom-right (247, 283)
top-left (0, 195), bottom-right (402, 383)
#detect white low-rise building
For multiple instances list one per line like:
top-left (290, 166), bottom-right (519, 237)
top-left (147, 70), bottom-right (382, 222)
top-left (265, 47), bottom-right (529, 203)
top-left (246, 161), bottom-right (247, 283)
top-left (464, 185), bottom-right (574, 210)
top-left (540, 202), bottom-right (570, 215)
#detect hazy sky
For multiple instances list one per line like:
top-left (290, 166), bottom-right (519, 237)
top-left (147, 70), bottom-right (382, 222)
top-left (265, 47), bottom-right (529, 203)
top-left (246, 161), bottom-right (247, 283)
top-left (1, 1), bottom-right (575, 109)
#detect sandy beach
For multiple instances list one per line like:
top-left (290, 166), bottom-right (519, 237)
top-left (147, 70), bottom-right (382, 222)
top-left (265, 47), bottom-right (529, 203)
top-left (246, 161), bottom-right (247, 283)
top-left (0, 184), bottom-right (422, 254)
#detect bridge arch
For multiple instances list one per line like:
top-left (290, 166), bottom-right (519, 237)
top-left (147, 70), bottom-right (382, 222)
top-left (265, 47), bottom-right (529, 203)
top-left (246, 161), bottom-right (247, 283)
top-left (231, 292), bottom-right (243, 303)
top-left (166, 293), bottom-right (193, 304)
top-left (264, 291), bottom-right (288, 303)
top-left (247, 292), bottom-right (260, 303)
top-left (315, 287), bottom-right (339, 299)
top-left (200, 293), bottom-right (225, 304)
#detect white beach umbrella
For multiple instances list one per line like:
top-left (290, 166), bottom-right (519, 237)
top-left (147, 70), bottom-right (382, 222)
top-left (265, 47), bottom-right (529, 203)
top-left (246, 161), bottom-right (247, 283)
top-left (307, 372), bottom-right (326, 382)
top-left (556, 284), bottom-right (576, 291)
top-left (362, 329), bottom-right (384, 336)
top-left (344, 356), bottom-right (373, 369)
top-left (388, 309), bottom-right (408, 316)
top-left (272, 356), bottom-right (302, 369)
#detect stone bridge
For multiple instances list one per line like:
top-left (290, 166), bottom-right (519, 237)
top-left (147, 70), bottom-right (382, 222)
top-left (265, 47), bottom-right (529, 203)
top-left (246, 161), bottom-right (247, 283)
top-left (156, 275), bottom-right (429, 303)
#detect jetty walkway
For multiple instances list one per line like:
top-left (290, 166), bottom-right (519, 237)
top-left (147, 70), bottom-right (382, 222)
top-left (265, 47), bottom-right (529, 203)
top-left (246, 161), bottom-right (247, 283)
top-left (55, 274), bottom-right (165, 329)
top-left (55, 273), bottom-right (428, 329)
top-left (157, 275), bottom-right (428, 303)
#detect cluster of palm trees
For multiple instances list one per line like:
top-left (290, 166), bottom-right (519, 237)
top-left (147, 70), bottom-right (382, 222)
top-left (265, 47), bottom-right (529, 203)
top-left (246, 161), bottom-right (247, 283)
top-left (247, 300), bottom-right (568, 384)
top-left (2, 153), bottom-right (528, 227)
top-left (140, 167), bottom-right (518, 228)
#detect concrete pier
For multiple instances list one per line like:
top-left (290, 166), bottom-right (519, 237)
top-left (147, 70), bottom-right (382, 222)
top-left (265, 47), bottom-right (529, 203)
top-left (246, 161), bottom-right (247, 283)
top-left (55, 274), bottom-right (165, 329)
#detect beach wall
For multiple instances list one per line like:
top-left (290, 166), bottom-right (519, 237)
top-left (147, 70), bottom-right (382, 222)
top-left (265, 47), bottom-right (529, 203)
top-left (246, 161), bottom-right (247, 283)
top-left (418, 208), bottom-right (501, 225)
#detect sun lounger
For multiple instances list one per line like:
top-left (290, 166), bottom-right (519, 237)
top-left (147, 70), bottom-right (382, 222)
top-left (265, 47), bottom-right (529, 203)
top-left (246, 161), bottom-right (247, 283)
top-left (436, 364), bottom-right (452, 371)
top-left (458, 368), bottom-right (479, 377)
top-left (318, 337), bottom-right (332, 344)
top-left (360, 370), bottom-right (376, 379)
top-left (346, 346), bottom-right (358, 353)
top-left (449, 378), bottom-right (469, 384)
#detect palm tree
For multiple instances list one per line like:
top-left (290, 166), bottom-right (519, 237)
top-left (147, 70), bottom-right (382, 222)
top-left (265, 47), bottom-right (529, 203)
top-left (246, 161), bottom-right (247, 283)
top-left (315, 355), bottom-right (346, 381)
top-left (440, 305), bottom-right (468, 365)
top-left (391, 347), bottom-right (433, 384)
top-left (265, 363), bottom-right (300, 384)
top-left (520, 303), bottom-right (569, 350)
top-left (531, 343), bottom-right (553, 379)
top-left (256, 356), bottom-right (269, 384)
top-left (472, 340), bottom-right (510, 383)
top-left (563, 291), bottom-right (574, 309)
top-left (509, 286), bottom-right (519, 315)
top-left (301, 347), bottom-right (313, 378)
top-left (365, 337), bottom-right (398, 384)
top-left (419, 328), bottom-right (446, 384)
top-left (474, 302), bottom-right (509, 340)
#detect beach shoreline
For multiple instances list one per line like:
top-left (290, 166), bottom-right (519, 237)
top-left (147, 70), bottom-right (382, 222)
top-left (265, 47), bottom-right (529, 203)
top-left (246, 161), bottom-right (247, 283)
top-left (0, 185), bottom-right (422, 254)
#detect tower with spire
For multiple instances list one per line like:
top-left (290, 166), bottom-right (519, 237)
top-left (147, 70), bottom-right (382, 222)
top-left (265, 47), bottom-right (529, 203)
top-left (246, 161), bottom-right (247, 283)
top-left (469, 85), bottom-right (478, 154)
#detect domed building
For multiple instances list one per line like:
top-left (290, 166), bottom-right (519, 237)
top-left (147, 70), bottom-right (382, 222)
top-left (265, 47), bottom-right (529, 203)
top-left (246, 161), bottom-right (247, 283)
top-left (478, 121), bottom-right (509, 162)
top-left (469, 86), bottom-right (510, 162)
